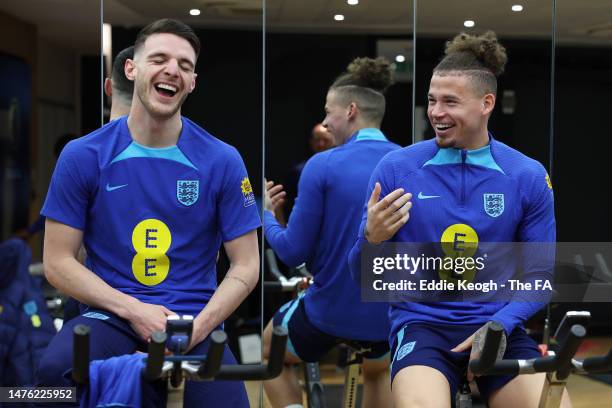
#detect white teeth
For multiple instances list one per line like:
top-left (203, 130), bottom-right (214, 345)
top-left (435, 124), bottom-right (452, 130)
top-left (157, 83), bottom-right (177, 92)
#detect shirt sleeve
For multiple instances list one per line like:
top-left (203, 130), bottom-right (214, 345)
top-left (492, 166), bottom-right (556, 334)
top-left (41, 141), bottom-right (95, 230)
top-left (348, 156), bottom-right (396, 283)
top-left (263, 154), bottom-right (327, 267)
top-left (217, 147), bottom-right (262, 242)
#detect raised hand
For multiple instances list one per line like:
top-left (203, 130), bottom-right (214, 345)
top-left (365, 183), bottom-right (412, 244)
top-left (265, 179), bottom-right (286, 217)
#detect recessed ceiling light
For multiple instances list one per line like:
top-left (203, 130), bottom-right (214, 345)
top-left (395, 55), bottom-right (406, 63)
top-left (512, 5), bottom-right (523, 12)
top-left (464, 20), bottom-right (475, 28)
top-left (334, 14), bottom-right (345, 21)
top-left (347, 0), bottom-right (359, 5)
top-left (189, 9), bottom-right (201, 16)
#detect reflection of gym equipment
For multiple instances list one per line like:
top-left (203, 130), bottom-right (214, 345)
top-left (265, 248), bottom-right (374, 408)
top-left (71, 316), bottom-right (288, 404)
top-left (265, 249), bottom-right (326, 408)
top-left (468, 311), bottom-right (612, 408)
top-left (546, 248), bottom-right (612, 334)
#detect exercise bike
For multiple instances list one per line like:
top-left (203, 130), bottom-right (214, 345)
top-left (71, 315), bottom-right (289, 406)
top-left (466, 311), bottom-right (612, 408)
top-left (265, 248), bottom-right (375, 408)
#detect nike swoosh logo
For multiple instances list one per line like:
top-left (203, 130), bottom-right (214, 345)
top-left (417, 192), bottom-right (440, 199)
top-left (106, 183), bottom-right (128, 192)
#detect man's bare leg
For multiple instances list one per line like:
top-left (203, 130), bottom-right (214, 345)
top-left (262, 320), bottom-right (303, 407)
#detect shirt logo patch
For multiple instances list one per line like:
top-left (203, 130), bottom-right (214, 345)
top-left (396, 341), bottom-right (416, 361)
top-left (177, 180), bottom-right (199, 206)
top-left (483, 193), bottom-right (504, 217)
top-left (545, 174), bottom-right (553, 190)
top-left (83, 311), bottom-right (110, 320)
top-left (106, 183), bottom-right (128, 192)
top-left (241, 177), bottom-right (255, 207)
top-left (417, 192), bottom-right (440, 200)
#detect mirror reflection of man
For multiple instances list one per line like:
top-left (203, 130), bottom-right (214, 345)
top-left (104, 46), bottom-right (135, 121)
top-left (282, 123), bottom-right (335, 221)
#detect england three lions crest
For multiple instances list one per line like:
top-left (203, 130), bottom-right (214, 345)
top-left (484, 193), bottom-right (504, 217)
top-left (177, 180), bottom-right (199, 206)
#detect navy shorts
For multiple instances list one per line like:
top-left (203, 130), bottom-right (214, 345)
top-left (389, 322), bottom-right (541, 402)
top-left (35, 308), bottom-right (249, 407)
top-left (273, 295), bottom-right (389, 362)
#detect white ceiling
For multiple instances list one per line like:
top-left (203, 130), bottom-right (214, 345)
top-left (2, 0), bottom-right (612, 53)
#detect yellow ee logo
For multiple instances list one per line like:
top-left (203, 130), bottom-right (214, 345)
top-left (439, 223), bottom-right (479, 283)
top-left (131, 219), bottom-right (172, 286)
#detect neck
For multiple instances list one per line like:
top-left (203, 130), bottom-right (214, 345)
top-left (461, 127), bottom-right (489, 150)
top-left (127, 103), bottom-right (182, 147)
top-left (109, 103), bottom-right (131, 122)
top-left (341, 119), bottom-right (378, 144)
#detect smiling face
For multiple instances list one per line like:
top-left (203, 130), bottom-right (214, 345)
top-left (128, 33), bottom-right (197, 120)
top-left (322, 90), bottom-right (352, 145)
top-left (427, 73), bottom-right (494, 150)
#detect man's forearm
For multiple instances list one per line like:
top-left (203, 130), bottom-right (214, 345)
top-left (45, 256), bottom-right (138, 320)
top-left (194, 263), bottom-right (259, 340)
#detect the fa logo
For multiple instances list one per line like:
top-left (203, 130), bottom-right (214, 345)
top-left (396, 341), bottom-right (416, 361)
top-left (177, 180), bottom-right (199, 206)
top-left (483, 193), bottom-right (504, 218)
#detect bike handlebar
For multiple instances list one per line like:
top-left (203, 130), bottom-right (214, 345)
top-left (72, 325), bottom-right (90, 384)
top-left (215, 326), bottom-right (288, 381)
top-left (265, 249), bottom-right (286, 282)
top-left (198, 331), bottom-right (227, 379)
top-left (580, 350), bottom-right (612, 373)
top-left (143, 331), bottom-right (167, 381)
top-left (73, 325), bottom-right (279, 384)
top-left (264, 276), bottom-right (311, 292)
top-left (470, 322), bottom-right (587, 379)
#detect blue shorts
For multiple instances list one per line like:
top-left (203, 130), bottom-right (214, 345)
top-left (35, 308), bottom-right (248, 407)
top-left (273, 296), bottom-right (389, 362)
top-left (389, 322), bottom-right (541, 402)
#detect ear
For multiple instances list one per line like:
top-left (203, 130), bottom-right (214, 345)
top-left (125, 58), bottom-right (136, 81)
top-left (188, 73), bottom-right (197, 93)
top-left (104, 78), bottom-right (112, 97)
top-left (482, 93), bottom-right (496, 116)
top-left (347, 102), bottom-right (358, 120)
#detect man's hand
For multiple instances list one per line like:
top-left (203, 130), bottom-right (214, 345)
top-left (365, 183), bottom-right (412, 244)
top-left (265, 179), bottom-right (286, 217)
top-left (451, 322), bottom-right (507, 381)
top-left (126, 299), bottom-right (176, 341)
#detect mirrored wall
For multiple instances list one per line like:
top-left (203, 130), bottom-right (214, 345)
top-left (3, 0), bottom-right (612, 404)
top-left (0, 0), bottom-right (103, 256)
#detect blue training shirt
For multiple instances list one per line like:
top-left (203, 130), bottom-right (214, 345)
top-left (265, 128), bottom-right (400, 340)
top-left (42, 116), bottom-right (261, 315)
top-left (349, 136), bottom-right (555, 339)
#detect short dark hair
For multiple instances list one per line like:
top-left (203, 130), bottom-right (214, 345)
top-left (434, 31), bottom-right (507, 96)
top-left (111, 46), bottom-right (134, 101)
top-left (134, 18), bottom-right (200, 60)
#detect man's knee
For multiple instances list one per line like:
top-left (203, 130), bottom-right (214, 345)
top-left (392, 365), bottom-right (451, 408)
top-left (36, 350), bottom-right (72, 386)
